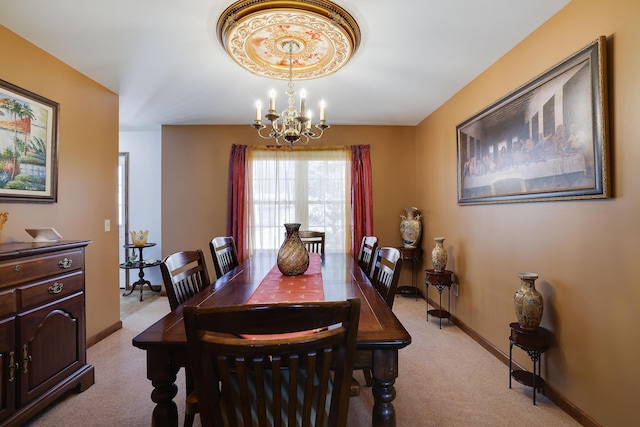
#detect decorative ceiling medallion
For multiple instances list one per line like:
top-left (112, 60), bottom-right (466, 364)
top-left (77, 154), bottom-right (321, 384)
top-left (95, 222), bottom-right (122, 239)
top-left (217, 0), bottom-right (360, 80)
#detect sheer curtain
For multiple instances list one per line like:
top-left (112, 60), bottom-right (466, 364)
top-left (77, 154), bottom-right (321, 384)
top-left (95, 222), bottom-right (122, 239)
top-left (246, 146), bottom-right (350, 256)
top-left (228, 145), bottom-right (372, 259)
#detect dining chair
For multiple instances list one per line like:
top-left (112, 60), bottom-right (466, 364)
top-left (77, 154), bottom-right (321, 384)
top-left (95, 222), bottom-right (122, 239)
top-left (209, 236), bottom-right (239, 278)
top-left (299, 230), bottom-right (326, 256)
top-left (370, 246), bottom-right (403, 309)
top-left (357, 235), bottom-right (378, 278)
top-left (159, 249), bottom-right (211, 427)
top-left (183, 298), bottom-right (361, 427)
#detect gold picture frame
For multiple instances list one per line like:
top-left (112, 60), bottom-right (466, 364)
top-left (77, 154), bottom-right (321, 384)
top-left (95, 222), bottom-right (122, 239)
top-left (0, 79), bottom-right (58, 203)
top-left (457, 36), bottom-right (610, 205)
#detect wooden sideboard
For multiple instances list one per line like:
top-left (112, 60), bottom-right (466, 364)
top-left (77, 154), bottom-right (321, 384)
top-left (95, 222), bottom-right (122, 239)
top-left (0, 240), bottom-right (94, 426)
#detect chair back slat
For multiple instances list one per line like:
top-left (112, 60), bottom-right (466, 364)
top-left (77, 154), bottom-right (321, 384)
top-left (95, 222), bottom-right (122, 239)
top-left (210, 236), bottom-right (240, 278)
top-left (299, 230), bottom-right (326, 256)
top-left (371, 247), bottom-right (403, 309)
top-left (160, 250), bottom-right (211, 310)
top-left (184, 299), bottom-right (361, 427)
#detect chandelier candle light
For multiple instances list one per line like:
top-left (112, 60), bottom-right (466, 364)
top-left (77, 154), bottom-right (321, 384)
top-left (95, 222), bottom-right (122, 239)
top-left (252, 41), bottom-right (329, 148)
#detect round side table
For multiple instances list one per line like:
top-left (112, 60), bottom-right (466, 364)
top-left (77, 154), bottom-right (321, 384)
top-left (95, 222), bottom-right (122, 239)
top-left (424, 269), bottom-right (453, 329)
top-left (508, 322), bottom-right (551, 405)
top-left (120, 243), bottom-right (161, 301)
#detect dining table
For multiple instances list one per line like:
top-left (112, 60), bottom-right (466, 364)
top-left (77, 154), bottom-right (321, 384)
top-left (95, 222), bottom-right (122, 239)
top-left (132, 252), bottom-right (412, 427)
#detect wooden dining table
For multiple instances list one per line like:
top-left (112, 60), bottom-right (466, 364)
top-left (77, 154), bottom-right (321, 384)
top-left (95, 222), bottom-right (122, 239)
top-left (132, 252), bottom-right (412, 427)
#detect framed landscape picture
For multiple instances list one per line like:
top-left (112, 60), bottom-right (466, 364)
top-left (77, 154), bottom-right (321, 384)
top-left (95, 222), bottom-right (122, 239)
top-left (0, 79), bottom-right (58, 203)
top-left (457, 36), bottom-right (610, 205)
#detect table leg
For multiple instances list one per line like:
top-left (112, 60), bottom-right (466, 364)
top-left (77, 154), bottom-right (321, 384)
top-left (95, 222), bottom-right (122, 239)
top-left (371, 348), bottom-right (398, 427)
top-left (147, 350), bottom-right (180, 427)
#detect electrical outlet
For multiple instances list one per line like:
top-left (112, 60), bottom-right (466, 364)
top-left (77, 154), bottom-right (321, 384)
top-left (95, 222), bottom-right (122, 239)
top-left (453, 283), bottom-right (459, 297)
top-left (104, 219), bottom-right (111, 232)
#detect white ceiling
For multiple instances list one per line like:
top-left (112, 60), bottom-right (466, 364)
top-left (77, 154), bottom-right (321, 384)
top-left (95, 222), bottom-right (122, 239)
top-left (0, 0), bottom-right (570, 131)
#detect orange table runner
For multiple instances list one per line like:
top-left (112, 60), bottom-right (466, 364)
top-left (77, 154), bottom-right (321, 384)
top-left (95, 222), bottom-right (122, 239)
top-left (247, 253), bottom-right (324, 304)
top-left (244, 253), bottom-right (324, 339)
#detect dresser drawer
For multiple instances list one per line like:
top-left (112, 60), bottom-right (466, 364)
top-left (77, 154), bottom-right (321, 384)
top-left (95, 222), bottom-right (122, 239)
top-left (0, 249), bottom-right (83, 290)
top-left (0, 288), bottom-right (17, 318)
top-left (17, 271), bottom-right (84, 310)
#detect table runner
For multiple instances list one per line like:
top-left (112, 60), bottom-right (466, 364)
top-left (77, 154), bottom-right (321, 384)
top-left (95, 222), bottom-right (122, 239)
top-left (244, 253), bottom-right (324, 339)
top-left (247, 253), bottom-right (324, 304)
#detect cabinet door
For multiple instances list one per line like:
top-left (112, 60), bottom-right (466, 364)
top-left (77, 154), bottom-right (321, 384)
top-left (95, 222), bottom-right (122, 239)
top-left (17, 293), bottom-right (84, 406)
top-left (0, 316), bottom-right (16, 423)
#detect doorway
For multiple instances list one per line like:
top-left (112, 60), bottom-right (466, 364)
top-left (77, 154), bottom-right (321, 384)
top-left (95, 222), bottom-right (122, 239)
top-left (118, 152), bottom-right (130, 289)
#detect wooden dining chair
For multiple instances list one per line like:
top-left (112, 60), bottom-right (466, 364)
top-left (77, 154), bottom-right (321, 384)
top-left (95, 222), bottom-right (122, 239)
top-left (299, 230), bottom-right (326, 256)
top-left (209, 236), bottom-right (240, 278)
top-left (357, 235), bottom-right (378, 278)
top-left (159, 249), bottom-right (211, 427)
top-left (183, 298), bottom-right (361, 427)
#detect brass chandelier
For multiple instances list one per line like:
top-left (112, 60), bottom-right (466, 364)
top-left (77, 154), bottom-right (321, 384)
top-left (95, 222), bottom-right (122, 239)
top-left (217, 0), bottom-right (361, 148)
top-left (252, 40), bottom-right (328, 147)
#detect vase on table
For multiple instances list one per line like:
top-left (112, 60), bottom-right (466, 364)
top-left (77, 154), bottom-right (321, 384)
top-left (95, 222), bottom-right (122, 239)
top-left (514, 272), bottom-right (543, 331)
top-left (277, 223), bottom-right (310, 276)
top-left (400, 207), bottom-right (422, 248)
top-left (130, 230), bottom-right (149, 246)
top-left (431, 237), bottom-right (448, 272)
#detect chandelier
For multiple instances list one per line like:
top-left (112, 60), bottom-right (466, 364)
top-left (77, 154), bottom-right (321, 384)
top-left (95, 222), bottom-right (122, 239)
top-left (217, 0), bottom-right (361, 148)
top-left (252, 41), bottom-right (328, 147)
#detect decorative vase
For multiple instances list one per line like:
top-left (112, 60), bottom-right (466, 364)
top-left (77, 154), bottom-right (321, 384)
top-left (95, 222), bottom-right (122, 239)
top-left (0, 212), bottom-right (7, 242)
top-left (431, 237), bottom-right (448, 272)
top-left (514, 272), bottom-right (544, 332)
top-left (130, 230), bottom-right (149, 246)
top-left (400, 207), bottom-right (422, 248)
top-left (277, 223), bottom-right (310, 276)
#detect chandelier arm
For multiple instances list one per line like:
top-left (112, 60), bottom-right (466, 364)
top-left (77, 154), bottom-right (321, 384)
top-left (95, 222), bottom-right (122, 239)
top-left (250, 39), bottom-right (329, 147)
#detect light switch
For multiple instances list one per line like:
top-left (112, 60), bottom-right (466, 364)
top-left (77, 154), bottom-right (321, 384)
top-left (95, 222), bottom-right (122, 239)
top-left (104, 219), bottom-right (111, 232)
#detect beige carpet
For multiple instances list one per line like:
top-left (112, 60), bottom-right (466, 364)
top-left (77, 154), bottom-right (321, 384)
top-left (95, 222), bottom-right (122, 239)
top-left (25, 294), bottom-right (580, 426)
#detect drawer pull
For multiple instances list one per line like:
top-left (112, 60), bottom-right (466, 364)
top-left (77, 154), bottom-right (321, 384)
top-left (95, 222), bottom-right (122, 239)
top-left (48, 282), bottom-right (64, 294)
top-left (58, 258), bottom-right (73, 269)
top-left (22, 345), bottom-right (31, 374)
top-left (14, 265), bottom-right (20, 272)
top-left (8, 351), bottom-right (19, 383)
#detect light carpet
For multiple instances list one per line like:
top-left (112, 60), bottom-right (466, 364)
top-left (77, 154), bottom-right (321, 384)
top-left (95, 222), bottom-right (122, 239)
top-left (25, 294), bottom-right (580, 426)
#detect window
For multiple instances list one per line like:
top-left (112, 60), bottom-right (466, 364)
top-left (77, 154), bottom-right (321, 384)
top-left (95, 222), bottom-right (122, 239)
top-left (248, 147), bottom-right (350, 254)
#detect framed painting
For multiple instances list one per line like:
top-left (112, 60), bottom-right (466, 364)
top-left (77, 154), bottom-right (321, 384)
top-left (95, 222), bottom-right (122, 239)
top-left (457, 36), bottom-right (610, 205)
top-left (0, 79), bottom-right (58, 203)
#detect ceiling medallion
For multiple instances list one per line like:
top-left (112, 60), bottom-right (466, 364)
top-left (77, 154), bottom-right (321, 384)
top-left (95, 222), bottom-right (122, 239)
top-left (217, 0), bottom-right (361, 80)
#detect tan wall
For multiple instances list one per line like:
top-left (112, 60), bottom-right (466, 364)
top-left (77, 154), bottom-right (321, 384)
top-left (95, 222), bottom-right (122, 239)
top-left (0, 26), bottom-right (121, 340)
top-left (161, 125), bottom-right (416, 278)
top-left (416, 1), bottom-right (639, 426)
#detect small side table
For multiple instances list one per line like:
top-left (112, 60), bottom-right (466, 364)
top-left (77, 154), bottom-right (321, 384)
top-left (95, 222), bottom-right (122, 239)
top-left (509, 322), bottom-right (551, 405)
top-left (120, 243), bottom-right (162, 301)
top-left (396, 246), bottom-right (423, 299)
top-left (424, 269), bottom-right (453, 328)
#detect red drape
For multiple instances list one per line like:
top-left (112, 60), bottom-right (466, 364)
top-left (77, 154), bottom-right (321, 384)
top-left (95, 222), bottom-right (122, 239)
top-left (227, 144), bottom-right (247, 262)
top-left (351, 145), bottom-right (373, 258)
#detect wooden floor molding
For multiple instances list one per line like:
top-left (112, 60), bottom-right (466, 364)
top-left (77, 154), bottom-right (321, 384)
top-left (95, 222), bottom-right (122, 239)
top-left (87, 320), bottom-right (122, 348)
top-left (425, 295), bottom-right (599, 427)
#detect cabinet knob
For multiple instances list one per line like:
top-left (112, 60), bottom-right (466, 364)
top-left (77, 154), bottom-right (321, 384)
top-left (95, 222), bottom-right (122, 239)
top-left (14, 265), bottom-right (20, 272)
top-left (48, 282), bottom-right (64, 294)
top-left (58, 258), bottom-right (73, 269)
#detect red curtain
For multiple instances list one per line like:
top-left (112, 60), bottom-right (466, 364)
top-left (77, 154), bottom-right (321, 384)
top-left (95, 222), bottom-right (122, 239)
top-left (351, 145), bottom-right (373, 258)
top-left (227, 144), bottom-right (247, 262)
